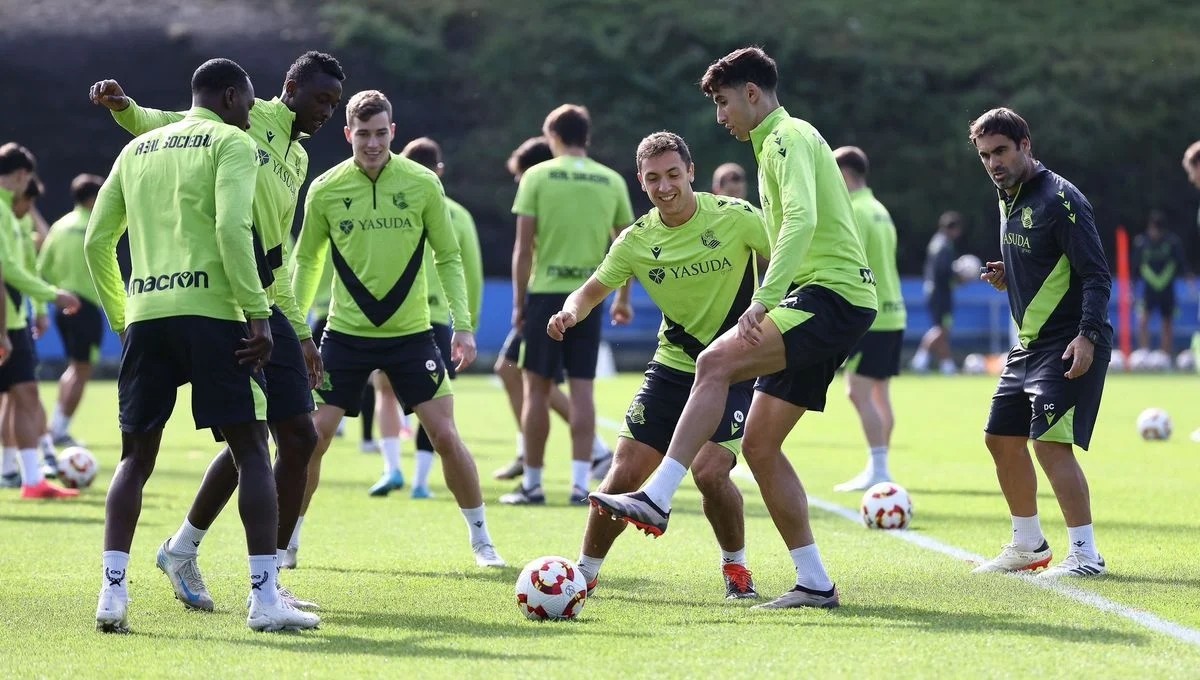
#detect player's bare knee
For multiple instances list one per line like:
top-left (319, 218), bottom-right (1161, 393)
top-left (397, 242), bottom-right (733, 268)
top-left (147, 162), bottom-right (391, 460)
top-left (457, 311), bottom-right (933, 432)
top-left (424, 420), bottom-right (461, 455)
top-left (692, 456), bottom-right (734, 497)
top-left (276, 417), bottom-right (319, 462)
top-left (694, 349), bottom-right (734, 386)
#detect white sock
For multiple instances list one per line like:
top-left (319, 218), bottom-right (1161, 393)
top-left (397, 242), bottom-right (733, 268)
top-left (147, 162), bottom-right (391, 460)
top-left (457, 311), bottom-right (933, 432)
top-left (102, 551), bottom-right (130, 597)
top-left (18, 448), bottom-right (44, 486)
top-left (516, 432), bottom-right (525, 458)
top-left (1, 447), bottom-right (18, 476)
top-left (721, 548), bottom-right (747, 566)
top-left (249, 554), bottom-right (278, 605)
top-left (39, 433), bottom-right (56, 455)
top-left (414, 449), bottom-right (435, 489)
top-left (591, 434), bottom-right (608, 459)
top-left (790, 544), bottom-right (834, 591)
top-left (1011, 514), bottom-right (1045, 551)
top-left (275, 548), bottom-right (286, 568)
top-left (523, 466), bottom-right (543, 490)
top-left (1066, 524), bottom-right (1099, 560)
top-left (939, 358), bottom-right (957, 374)
top-left (170, 519), bottom-right (207, 556)
top-left (571, 460), bottom-right (591, 491)
top-left (577, 554), bottom-right (604, 582)
top-left (869, 446), bottom-right (889, 478)
top-left (51, 405), bottom-right (70, 438)
top-left (642, 458), bottom-right (688, 512)
top-left (380, 437), bottom-right (401, 475)
top-left (289, 516), bottom-right (304, 549)
top-left (911, 348), bottom-right (930, 370)
top-left (461, 505), bottom-right (491, 545)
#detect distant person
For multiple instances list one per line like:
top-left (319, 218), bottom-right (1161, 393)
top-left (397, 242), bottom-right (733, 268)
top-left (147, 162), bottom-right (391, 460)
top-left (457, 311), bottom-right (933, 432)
top-left (712, 162), bottom-right (748, 199)
top-left (493, 137), bottom-right (611, 482)
top-left (832, 146), bottom-right (906, 492)
top-left (973, 107), bottom-right (1111, 579)
top-left (502, 104), bottom-right (634, 506)
top-left (0, 143), bottom-right (81, 499)
top-left (1134, 210), bottom-right (1188, 354)
top-left (911, 210), bottom-right (963, 374)
top-left (1182, 141), bottom-right (1200, 443)
top-left (38, 174), bottom-right (106, 447)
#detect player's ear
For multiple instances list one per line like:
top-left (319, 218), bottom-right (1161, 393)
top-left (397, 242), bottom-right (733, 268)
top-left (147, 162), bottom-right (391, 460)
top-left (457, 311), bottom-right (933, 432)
top-left (284, 79), bottom-right (298, 96)
top-left (343, 126), bottom-right (352, 144)
top-left (687, 163), bottom-right (695, 183)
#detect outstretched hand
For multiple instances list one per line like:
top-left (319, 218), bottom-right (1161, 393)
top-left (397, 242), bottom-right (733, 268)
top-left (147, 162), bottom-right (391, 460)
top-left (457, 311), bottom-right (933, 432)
top-left (90, 80), bottom-right (131, 112)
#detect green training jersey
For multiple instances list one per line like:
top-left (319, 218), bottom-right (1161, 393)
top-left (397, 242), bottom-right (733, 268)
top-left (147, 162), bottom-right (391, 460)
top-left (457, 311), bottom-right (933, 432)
top-left (292, 154), bottom-right (471, 338)
top-left (0, 189), bottom-right (56, 330)
top-left (112, 97), bottom-right (313, 340)
top-left (85, 107), bottom-right (271, 331)
top-left (512, 154), bottom-right (633, 294)
top-left (595, 192), bottom-right (771, 372)
top-left (424, 196), bottom-right (483, 329)
top-left (39, 206), bottom-right (101, 306)
top-left (750, 107), bottom-right (877, 312)
top-left (16, 214), bottom-right (48, 316)
top-left (850, 188), bottom-right (905, 330)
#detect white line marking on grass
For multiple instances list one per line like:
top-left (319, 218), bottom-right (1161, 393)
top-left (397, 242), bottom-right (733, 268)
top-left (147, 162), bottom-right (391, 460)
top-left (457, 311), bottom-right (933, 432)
top-left (724, 466), bottom-right (1200, 648)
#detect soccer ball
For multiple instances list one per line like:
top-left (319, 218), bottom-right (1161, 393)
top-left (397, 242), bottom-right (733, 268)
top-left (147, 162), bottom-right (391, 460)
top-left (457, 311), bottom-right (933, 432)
top-left (952, 254), bottom-right (983, 281)
top-left (962, 353), bottom-right (988, 375)
top-left (515, 556), bottom-right (588, 621)
top-left (57, 446), bottom-right (99, 489)
top-left (1175, 349), bottom-right (1195, 373)
top-left (861, 482), bottom-right (913, 530)
top-left (1136, 408), bottom-right (1172, 441)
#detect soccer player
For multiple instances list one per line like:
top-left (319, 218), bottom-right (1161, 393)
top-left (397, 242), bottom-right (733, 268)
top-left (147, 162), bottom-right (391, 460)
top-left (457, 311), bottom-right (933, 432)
top-left (1181, 141), bottom-right (1200, 442)
top-left (711, 162), bottom-right (748, 200)
top-left (503, 104), bottom-right (634, 506)
top-left (87, 58), bottom-right (320, 633)
top-left (291, 90), bottom-right (504, 568)
top-left (91, 51), bottom-right (345, 608)
top-left (971, 107), bottom-right (1111, 578)
top-left (38, 174), bottom-right (106, 447)
top-left (832, 146), bottom-right (906, 492)
top-left (911, 211), bottom-right (963, 374)
top-left (367, 136), bottom-right (483, 499)
top-left (590, 47), bottom-right (878, 610)
top-left (1133, 210), bottom-right (1188, 354)
top-left (0, 143), bottom-right (81, 499)
top-left (550, 131), bottom-right (769, 599)
top-left (493, 135), bottom-right (612, 482)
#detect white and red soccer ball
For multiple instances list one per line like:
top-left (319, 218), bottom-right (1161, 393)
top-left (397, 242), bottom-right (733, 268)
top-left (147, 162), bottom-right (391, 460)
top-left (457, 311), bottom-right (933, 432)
top-left (515, 556), bottom-right (588, 621)
top-left (1137, 408), bottom-right (1172, 441)
top-left (57, 446), bottom-right (99, 489)
top-left (861, 482), bottom-right (913, 530)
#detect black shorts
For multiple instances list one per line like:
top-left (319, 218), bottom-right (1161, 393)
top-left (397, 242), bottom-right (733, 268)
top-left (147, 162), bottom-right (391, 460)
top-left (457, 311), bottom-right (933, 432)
top-left (985, 345), bottom-right (1110, 450)
top-left (500, 328), bottom-right (565, 382)
top-left (928, 292), bottom-right (953, 329)
top-left (1140, 286), bottom-right (1176, 318)
top-left (118, 316), bottom-right (268, 433)
top-left (847, 330), bottom-right (903, 380)
top-left (310, 316), bottom-right (328, 346)
top-left (522, 292), bottom-right (601, 380)
top-left (621, 362), bottom-right (752, 455)
top-left (316, 328), bottom-right (451, 417)
top-left (756, 285), bottom-right (876, 411)
top-left (55, 298), bottom-right (105, 364)
top-left (432, 322), bottom-right (456, 380)
top-left (0, 328), bottom-right (37, 392)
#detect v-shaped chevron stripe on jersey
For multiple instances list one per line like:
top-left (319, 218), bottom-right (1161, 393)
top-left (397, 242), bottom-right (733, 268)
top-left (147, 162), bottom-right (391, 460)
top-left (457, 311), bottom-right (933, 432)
top-left (330, 230), bottom-right (427, 327)
top-left (660, 260), bottom-right (757, 361)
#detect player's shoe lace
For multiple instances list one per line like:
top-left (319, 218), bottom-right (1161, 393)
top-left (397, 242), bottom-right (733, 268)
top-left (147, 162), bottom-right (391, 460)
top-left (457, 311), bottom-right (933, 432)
top-left (95, 587), bottom-right (129, 634)
top-left (473, 542), bottom-right (507, 568)
top-left (1036, 552), bottom-right (1106, 579)
top-left (722, 563), bottom-right (759, 599)
top-left (156, 539), bottom-right (214, 611)
top-left (971, 541), bottom-right (1053, 574)
top-left (247, 596), bottom-right (320, 632)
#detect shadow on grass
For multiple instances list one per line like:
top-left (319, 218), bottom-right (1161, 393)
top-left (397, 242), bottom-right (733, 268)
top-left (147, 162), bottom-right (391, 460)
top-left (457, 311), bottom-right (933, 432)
top-left (686, 603), bottom-right (1152, 645)
top-left (0, 512), bottom-right (103, 525)
top-left (903, 487), bottom-right (1057, 500)
top-left (1101, 573), bottom-right (1200, 588)
top-left (143, 611), bottom-right (586, 659)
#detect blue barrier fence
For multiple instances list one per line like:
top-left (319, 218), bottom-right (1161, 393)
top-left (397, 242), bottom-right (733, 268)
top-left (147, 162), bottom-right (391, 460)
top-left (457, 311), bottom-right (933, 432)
top-left (33, 277), bottom-right (1200, 364)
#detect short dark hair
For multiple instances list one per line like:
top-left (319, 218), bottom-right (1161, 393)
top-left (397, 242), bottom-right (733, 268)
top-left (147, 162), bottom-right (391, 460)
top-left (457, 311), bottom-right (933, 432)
top-left (0, 142), bottom-right (36, 175)
top-left (968, 107), bottom-right (1032, 147)
top-left (401, 137), bottom-right (442, 172)
top-left (285, 50), bottom-right (345, 85)
top-left (71, 173), bottom-right (105, 204)
top-left (1183, 141), bottom-right (1200, 170)
top-left (635, 131), bottom-right (692, 171)
top-left (543, 104), bottom-right (590, 148)
top-left (834, 146), bottom-right (869, 179)
top-left (712, 162), bottom-right (745, 188)
top-left (938, 210), bottom-right (964, 232)
top-left (507, 136), bottom-right (553, 177)
top-left (23, 175), bottom-right (44, 199)
top-left (346, 89), bottom-right (392, 124)
top-left (191, 58), bottom-right (251, 96)
top-left (700, 46), bottom-right (779, 95)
